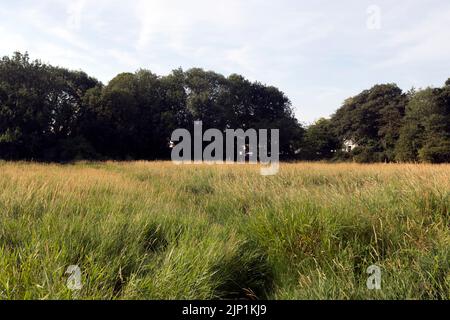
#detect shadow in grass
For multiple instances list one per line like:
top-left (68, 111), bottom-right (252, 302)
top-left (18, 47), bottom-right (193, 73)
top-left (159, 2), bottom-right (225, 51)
top-left (142, 223), bottom-right (169, 253)
top-left (211, 243), bottom-right (274, 300)
top-left (112, 224), bottom-right (169, 297)
top-left (133, 172), bottom-right (155, 183)
top-left (337, 223), bottom-right (391, 277)
top-left (112, 262), bottom-right (140, 297)
top-left (0, 230), bottom-right (28, 250)
top-left (184, 183), bottom-right (214, 196)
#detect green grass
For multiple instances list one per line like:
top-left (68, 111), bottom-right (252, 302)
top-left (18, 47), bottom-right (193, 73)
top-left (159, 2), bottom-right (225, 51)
top-left (0, 161), bottom-right (449, 300)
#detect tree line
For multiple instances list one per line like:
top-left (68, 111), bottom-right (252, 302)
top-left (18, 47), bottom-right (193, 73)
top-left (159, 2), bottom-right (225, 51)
top-left (0, 52), bottom-right (449, 163)
top-left (304, 82), bottom-right (450, 163)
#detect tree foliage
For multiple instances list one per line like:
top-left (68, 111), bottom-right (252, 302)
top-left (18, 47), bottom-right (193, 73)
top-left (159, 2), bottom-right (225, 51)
top-left (0, 52), bottom-right (303, 161)
top-left (0, 52), bottom-right (449, 163)
top-left (0, 52), bottom-right (98, 160)
top-left (300, 118), bottom-right (340, 160)
top-left (395, 87), bottom-right (450, 163)
top-left (330, 84), bottom-right (408, 162)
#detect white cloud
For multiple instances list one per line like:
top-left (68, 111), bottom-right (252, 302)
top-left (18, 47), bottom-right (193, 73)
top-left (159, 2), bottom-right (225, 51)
top-left (107, 49), bottom-right (138, 69)
top-left (0, 0), bottom-right (449, 121)
top-left (67, 0), bottom-right (87, 30)
top-left (375, 6), bottom-right (450, 67)
top-left (134, 0), bottom-right (245, 53)
top-left (0, 27), bottom-right (28, 53)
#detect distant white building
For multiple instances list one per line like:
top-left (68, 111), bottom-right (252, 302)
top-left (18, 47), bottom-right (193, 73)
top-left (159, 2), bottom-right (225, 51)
top-left (343, 139), bottom-right (358, 152)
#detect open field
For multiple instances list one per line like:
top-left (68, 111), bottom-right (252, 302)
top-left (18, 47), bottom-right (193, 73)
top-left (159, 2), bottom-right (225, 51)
top-left (0, 161), bottom-right (449, 300)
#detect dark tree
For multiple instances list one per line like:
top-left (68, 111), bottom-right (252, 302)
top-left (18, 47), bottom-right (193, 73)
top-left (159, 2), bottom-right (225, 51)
top-left (0, 52), bottom-right (99, 160)
top-left (1, 52), bottom-right (448, 163)
top-left (396, 85), bottom-right (450, 163)
top-left (300, 118), bottom-right (340, 160)
top-left (331, 84), bottom-right (407, 162)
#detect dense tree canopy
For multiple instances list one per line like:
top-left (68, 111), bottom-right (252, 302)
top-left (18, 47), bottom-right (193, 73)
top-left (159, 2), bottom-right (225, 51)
top-left (395, 86), bottom-right (450, 163)
top-left (0, 52), bottom-right (302, 161)
top-left (0, 52), bottom-right (449, 163)
top-left (0, 52), bottom-right (99, 160)
top-left (299, 118), bottom-right (340, 161)
top-left (330, 84), bottom-right (408, 162)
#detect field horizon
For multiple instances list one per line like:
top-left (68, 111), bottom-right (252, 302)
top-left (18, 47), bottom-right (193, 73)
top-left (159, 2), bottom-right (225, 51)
top-left (0, 161), bottom-right (449, 300)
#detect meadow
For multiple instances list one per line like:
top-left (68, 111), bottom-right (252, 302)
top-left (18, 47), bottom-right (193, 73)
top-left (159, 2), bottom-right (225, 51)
top-left (0, 161), bottom-right (448, 300)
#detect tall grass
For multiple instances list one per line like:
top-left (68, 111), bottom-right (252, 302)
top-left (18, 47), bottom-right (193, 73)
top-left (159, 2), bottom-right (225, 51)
top-left (0, 161), bottom-right (449, 300)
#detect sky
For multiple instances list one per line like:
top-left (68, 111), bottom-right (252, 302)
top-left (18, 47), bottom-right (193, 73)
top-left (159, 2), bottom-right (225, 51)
top-left (1, 0), bottom-right (450, 124)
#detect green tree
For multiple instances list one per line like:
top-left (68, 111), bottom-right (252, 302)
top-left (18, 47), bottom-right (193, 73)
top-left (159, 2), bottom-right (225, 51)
top-left (301, 118), bottom-right (340, 160)
top-left (331, 84), bottom-right (407, 162)
top-left (184, 68), bottom-right (228, 130)
top-left (0, 52), bottom-right (99, 160)
top-left (396, 86), bottom-right (450, 163)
